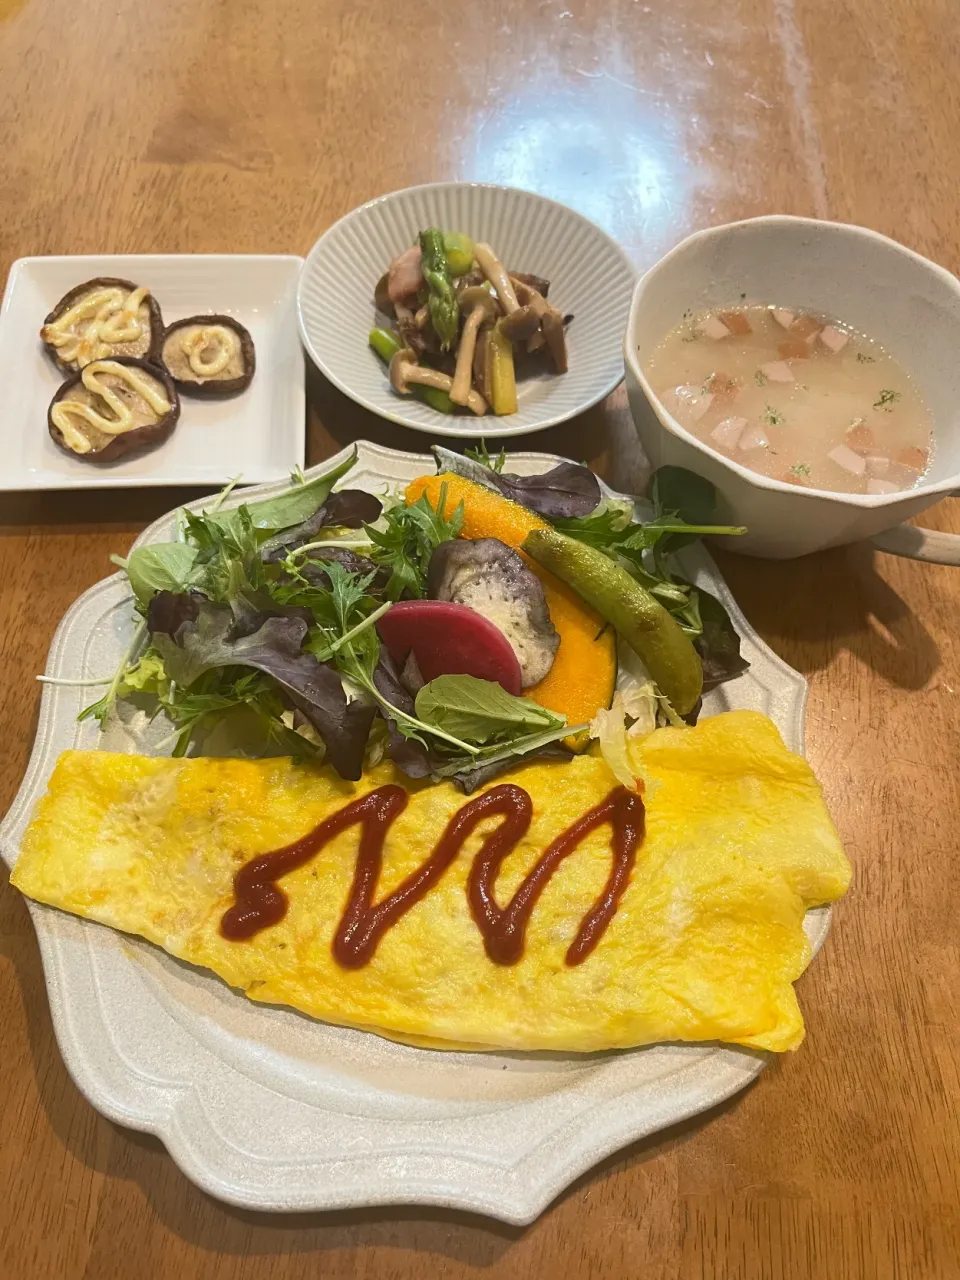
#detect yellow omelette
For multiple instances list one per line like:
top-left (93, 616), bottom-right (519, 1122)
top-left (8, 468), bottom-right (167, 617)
top-left (11, 710), bottom-right (850, 1053)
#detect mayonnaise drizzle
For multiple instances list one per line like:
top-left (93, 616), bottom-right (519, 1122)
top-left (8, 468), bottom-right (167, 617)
top-left (51, 360), bottom-right (172, 454)
top-left (180, 325), bottom-right (237, 377)
top-left (42, 286), bottom-right (150, 366)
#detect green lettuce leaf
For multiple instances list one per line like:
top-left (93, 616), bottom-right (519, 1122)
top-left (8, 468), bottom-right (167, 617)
top-left (415, 674), bottom-right (564, 745)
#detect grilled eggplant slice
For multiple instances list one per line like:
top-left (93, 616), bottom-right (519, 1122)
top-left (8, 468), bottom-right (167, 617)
top-left (427, 537), bottom-right (560, 688)
top-left (40, 277), bottom-right (163, 373)
top-left (48, 357), bottom-right (180, 463)
top-left (160, 314), bottom-right (255, 396)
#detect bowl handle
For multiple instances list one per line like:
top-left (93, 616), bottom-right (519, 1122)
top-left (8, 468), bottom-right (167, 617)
top-left (871, 517), bottom-right (960, 565)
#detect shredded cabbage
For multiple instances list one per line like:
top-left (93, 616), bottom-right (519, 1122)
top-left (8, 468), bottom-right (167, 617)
top-left (589, 694), bottom-right (637, 790)
top-left (615, 640), bottom-right (658, 738)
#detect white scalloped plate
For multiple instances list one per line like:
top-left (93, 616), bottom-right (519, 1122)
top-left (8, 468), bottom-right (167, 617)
top-left (0, 442), bottom-right (826, 1224)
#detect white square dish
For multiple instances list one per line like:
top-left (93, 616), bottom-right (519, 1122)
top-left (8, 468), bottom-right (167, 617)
top-left (0, 255), bottom-right (305, 490)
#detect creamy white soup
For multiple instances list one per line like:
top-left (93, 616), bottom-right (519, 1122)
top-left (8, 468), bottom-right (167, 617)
top-left (645, 306), bottom-right (933, 494)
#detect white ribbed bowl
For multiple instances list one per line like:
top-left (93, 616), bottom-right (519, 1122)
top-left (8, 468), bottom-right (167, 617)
top-left (297, 183), bottom-right (637, 438)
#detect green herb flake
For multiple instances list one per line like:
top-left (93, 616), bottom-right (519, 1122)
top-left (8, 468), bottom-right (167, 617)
top-left (874, 389), bottom-right (901, 411)
top-left (789, 463), bottom-right (811, 477)
top-left (856, 352), bottom-right (876, 364)
top-left (762, 405), bottom-right (785, 427)
top-left (754, 369), bottom-right (768, 387)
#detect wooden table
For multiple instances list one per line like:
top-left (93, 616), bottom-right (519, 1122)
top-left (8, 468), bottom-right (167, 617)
top-left (2, 0), bottom-right (959, 1274)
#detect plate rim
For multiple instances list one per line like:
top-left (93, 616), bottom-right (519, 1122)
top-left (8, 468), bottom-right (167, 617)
top-left (0, 253), bottom-right (306, 491)
top-left (1, 440), bottom-right (826, 1222)
top-left (296, 181), bottom-right (637, 438)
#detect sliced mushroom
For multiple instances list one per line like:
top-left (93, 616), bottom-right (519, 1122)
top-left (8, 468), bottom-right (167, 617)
top-left (427, 538), bottom-right (560, 688)
top-left (509, 275), bottom-right (548, 352)
top-left (395, 302), bottom-right (440, 358)
top-left (48, 357), bottom-right (180, 463)
top-left (160, 314), bottom-right (255, 396)
top-left (455, 269), bottom-right (486, 293)
top-left (374, 272), bottom-right (394, 317)
top-left (508, 270), bottom-right (551, 298)
top-left (540, 307), bottom-right (569, 373)
top-left (473, 244), bottom-right (520, 314)
top-left (451, 286), bottom-right (499, 407)
top-left (510, 276), bottom-right (568, 370)
top-left (498, 305), bottom-right (541, 344)
top-left (389, 347), bottom-right (487, 415)
top-left (41, 278), bottom-right (163, 372)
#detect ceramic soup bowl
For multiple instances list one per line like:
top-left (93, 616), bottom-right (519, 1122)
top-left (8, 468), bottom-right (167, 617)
top-left (624, 216), bottom-right (960, 562)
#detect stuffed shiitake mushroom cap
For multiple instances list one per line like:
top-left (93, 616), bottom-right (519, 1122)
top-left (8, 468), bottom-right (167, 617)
top-left (40, 278), bottom-right (163, 373)
top-left (160, 314), bottom-right (255, 396)
top-left (48, 356), bottom-right (180, 463)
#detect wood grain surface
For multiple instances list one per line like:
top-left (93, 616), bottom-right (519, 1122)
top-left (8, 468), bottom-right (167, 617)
top-left (2, 0), bottom-right (960, 1275)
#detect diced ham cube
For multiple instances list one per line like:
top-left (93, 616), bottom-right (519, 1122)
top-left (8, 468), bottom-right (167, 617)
top-left (710, 416), bottom-right (748, 448)
top-left (828, 444), bottom-right (867, 476)
top-left (789, 314), bottom-right (822, 343)
top-left (867, 478), bottom-right (899, 495)
top-left (760, 361), bottom-right (794, 383)
top-left (387, 245), bottom-right (424, 304)
top-left (719, 311), bottom-right (752, 335)
top-left (866, 455), bottom-right (890, 476)
top-left (819, 325), bottom-right (849, 353)
top-left (739, 423), bottom-right (770, 451)
top-left (770, 308), bottom-right (794, 329)
top-left (703, 371), bottom-right (739, 401)
top-left (846, 422), bottom-right (876, 452)
top-left (778, 338), bottom-right (810, 361)
top-left (701, 315), bottom-right (731, 340)
top-left (896, 446), bottom-right (929, 471)
top-left (669, 385), bottom-right (715, 422)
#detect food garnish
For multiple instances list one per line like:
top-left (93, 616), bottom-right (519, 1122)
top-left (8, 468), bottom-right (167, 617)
top-left (40, 277), bottom-right (163, 371)
top-left (48, 357), bottom-right (180, 462)
top-left (372, 228), bottom-right (570, 417)
top-left (160, 314), bottom-right (255, 396)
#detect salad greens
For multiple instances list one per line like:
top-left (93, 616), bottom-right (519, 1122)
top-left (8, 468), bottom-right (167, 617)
top-left (415, 674), bottom-right (564, 744)
top-left (434, 444), bottom-right (600, 518)
top-left (363, 485), bottom-right (463, 600)
top-left (81, 453), bottom-right (579, 787)
top-left (550, 464), bottom-right (749, 691)
top-left (78, 446), bottom-right (751, 789)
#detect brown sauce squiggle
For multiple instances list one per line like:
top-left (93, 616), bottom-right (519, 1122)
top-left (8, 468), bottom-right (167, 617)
top-left (220, 782), bottom-right (644, 968)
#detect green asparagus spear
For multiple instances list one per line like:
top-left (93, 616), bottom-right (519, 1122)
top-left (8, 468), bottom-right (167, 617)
top-left (418, 228), bottom-right (460, 351)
